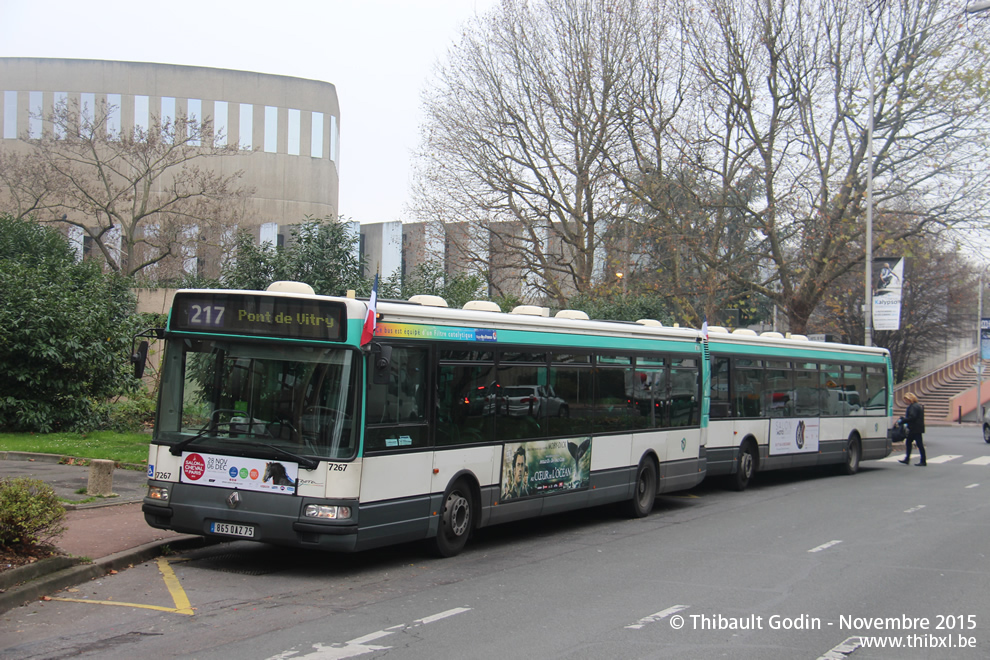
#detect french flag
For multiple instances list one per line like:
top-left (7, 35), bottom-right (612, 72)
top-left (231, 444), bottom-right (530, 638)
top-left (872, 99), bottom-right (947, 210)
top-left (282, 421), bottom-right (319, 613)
top-left (361, 273), bottom-right (379, 345)
top-left (701, 315), bottom-right (709, 341)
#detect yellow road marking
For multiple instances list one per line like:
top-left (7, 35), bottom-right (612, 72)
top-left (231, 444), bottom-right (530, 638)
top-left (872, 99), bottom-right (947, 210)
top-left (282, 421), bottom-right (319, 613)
top-left (49, 597), bottom-right (190, 613)
top-left (52, 557), bottom-right (194, 616)
top-left (157, 557), bottom-right (194, 614)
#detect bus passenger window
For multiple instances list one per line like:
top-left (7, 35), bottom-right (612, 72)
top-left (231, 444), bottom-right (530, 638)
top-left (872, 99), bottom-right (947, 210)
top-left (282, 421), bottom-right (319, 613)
top-left (793, 364), bottom-right (819, 416)
top-left (710, 357), bottom-right (732, 419)
top-left (365, 346), bottom-right (428, 451)
top-left (669, 358), bottom-right (699, 426)
top-left (821, 364), bottom-right (844, 416)
top-left (547, 365), bottom-right (590, 438)
top-left (842, 364), bottom-right (865, 416)
top-left (733, 361), bottom-right (763, 418)
top-left (632, 367), bottom-right (663, 429)
top-left (595, 362), bottom-right (644, 432)
top-left (765, 364), bottom-right (794, 418)
top-left (436, 363), bottom-right (494, 446)
top-left (864, 365), bottom-right (887, 415)
top-left (494, 363), bottom-right (546, 441)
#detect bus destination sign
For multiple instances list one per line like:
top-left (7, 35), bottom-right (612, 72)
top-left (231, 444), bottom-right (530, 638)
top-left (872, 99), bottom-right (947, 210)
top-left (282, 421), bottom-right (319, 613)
top-left (170, 293), bottom-right (345, 341)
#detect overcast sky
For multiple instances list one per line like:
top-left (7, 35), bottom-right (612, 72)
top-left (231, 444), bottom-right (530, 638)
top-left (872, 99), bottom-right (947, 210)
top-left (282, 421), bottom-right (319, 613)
top-left (0, 0), bottom-right (497, 224)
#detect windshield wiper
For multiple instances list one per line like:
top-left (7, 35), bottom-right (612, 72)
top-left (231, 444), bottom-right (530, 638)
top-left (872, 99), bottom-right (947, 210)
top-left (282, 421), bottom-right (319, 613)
top-left (169, 422), bottom-right (216, 456)
top-left (169, 422), bottom-right (319, 470)
top-left (168, 419), bottom-right (250, 456)
top-left (225, 440), bottom-right (320, 471)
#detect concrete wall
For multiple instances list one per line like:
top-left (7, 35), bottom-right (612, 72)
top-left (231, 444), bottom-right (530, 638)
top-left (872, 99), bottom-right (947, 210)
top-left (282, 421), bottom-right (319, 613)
top-left (360, 221), bottom-right (402, 281)
top-left (135, 288), bottom-right (177, 316)
top-left (1, 58), bottom-right (340, 276)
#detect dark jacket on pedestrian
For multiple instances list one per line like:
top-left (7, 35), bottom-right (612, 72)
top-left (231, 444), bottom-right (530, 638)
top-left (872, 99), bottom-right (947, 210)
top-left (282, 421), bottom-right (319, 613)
top-left (903, 401), bottom-right (925, 437)
top-left (898, 394), bottom-right (927, 466)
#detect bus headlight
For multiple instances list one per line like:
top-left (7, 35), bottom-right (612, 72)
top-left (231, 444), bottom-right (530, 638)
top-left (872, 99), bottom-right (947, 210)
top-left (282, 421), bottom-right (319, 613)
top-left (304, 504), bottom-right (352, 520)
top-left (148, 485), bottom-right (169, 501)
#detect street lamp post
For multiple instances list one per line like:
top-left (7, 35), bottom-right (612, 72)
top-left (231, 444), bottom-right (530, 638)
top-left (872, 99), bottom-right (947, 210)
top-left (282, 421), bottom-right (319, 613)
top-left (980, 270), bottom-right (986, 424)
top-left (863, 1), bottom-right (990, 347)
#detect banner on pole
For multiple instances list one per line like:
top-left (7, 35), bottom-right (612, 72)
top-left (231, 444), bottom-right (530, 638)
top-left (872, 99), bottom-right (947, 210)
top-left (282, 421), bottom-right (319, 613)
top-left (981, 318), bottom-right (990, 361)
top-left (872, 257), bottom-right (904, 331)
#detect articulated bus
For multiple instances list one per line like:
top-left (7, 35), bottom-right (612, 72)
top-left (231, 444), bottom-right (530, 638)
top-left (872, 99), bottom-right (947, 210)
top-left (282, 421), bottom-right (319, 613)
top-left (140, 283), bottom-right (891, 556)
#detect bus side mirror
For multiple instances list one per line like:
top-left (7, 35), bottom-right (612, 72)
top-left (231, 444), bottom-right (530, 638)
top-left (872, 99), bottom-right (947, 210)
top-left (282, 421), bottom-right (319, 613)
top-left (131, 340), bottom-right (149, 379)
top-left (130, 328), bottom-right (163, 379)
top-left (372, 343), bottom-right (392, 385)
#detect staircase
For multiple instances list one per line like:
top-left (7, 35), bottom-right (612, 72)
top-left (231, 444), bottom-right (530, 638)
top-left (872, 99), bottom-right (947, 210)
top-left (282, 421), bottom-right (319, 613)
top-left (893, 350), bottom-right (982, 424)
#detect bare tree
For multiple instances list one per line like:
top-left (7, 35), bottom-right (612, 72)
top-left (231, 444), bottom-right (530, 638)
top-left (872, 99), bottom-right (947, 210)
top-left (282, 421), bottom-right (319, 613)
top-left (413, 0), bottom-right (990, 327)
top-left (626, 0), bottom-right (990, 333)
top-left (625, 165), bottom-right (769, 327)
top-left (412, 0), bottom-right (649, 306)
top-left (1, 98), bottom-right (253, 278)
top-left (0, 147), bottom-right (67, 222)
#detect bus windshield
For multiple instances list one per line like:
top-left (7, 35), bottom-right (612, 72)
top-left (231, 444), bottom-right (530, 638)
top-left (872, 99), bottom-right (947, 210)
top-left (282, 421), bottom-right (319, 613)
top-left (155, 338), bottom-right (360, 461)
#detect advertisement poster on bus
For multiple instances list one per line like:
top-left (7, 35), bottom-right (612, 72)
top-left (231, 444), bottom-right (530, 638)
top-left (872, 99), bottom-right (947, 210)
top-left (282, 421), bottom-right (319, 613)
top-left (872, 257), bottom-right (905, 331)
top-left (500, 438), bottom-right (592, 501)
top-left (769, 418), bottom-right (820, 455)
top-left (180, 451), bottom-right (298, 495)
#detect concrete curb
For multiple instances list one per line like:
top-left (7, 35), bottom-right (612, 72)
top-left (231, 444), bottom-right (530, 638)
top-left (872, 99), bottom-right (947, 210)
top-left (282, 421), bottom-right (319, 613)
top-left (0, 450), bottom-right (146, 471)
top-left (0, 535), bottom-right (206, 616)
top-left (0, 451), bottom-right (66, 463)
top-left (0, 555), bottom-right (83, 591)
top-left (62, 497), bottom-right (140, 511)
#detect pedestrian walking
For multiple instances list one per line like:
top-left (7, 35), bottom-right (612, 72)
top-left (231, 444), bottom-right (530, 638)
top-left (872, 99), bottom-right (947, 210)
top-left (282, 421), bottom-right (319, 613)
top-left (897, 392), bottom-right (926, 466)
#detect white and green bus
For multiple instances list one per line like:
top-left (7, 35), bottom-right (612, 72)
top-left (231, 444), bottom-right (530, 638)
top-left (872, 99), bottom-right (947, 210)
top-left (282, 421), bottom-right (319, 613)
top-left (704, 327), bottom-right (892, 490)
top-left (140, 283), bottom-right (890, 556)
top-left (142, 282), bottom-right (707, 556)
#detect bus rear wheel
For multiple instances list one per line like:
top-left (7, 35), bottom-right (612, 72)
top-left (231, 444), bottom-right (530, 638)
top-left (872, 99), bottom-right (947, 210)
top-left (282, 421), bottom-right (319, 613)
top-left (430, 479), bottom-right (473, 557)
top-left (731, 442), bottom-right (756, 492)
top-left (841, 437), bottom-right (861, 475)
top-left (626, 458), bottom-right (657, 518)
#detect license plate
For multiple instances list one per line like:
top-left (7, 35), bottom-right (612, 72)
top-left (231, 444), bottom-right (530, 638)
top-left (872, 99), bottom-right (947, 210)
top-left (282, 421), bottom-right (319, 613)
top-left (210, 522), bottom-right (255, 538)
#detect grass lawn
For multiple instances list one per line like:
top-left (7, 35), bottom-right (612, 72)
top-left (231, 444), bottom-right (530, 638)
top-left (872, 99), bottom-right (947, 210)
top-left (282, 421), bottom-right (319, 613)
top-left (0, 431), bottom-right (151, 466)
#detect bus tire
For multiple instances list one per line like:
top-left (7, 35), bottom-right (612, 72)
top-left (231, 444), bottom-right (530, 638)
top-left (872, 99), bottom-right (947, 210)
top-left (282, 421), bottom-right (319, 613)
top-left (731, 442), bottom-right (757, 492)
top-left (430, 479), bottom-right (473, 558)
top-left (983, 422), bottom-right (990, 444)
top-left (626, 457), bottom-right (657, 518)
top-left (841, 437), bottom-right (861, 475)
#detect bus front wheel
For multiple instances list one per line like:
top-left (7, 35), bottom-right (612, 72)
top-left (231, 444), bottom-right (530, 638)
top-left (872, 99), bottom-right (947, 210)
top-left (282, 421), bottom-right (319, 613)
top-left (430, 479), bottom-right (473, 558)
top-left (732, 442), bottom-right (756, 492)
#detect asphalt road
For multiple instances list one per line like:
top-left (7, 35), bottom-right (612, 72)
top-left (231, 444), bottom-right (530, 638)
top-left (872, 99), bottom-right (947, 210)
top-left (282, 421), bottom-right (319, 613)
top-left (2, 425), bottom-right (989, 659)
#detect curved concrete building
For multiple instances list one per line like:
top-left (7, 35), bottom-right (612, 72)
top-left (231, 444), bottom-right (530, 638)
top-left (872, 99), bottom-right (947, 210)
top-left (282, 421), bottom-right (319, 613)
top-left (0, 57), bottom-right (340, 278)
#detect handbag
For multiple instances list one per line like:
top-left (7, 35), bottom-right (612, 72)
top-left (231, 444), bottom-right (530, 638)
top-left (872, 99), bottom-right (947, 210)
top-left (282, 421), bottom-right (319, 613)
top-left (888, 425), bottom-right (906, 443)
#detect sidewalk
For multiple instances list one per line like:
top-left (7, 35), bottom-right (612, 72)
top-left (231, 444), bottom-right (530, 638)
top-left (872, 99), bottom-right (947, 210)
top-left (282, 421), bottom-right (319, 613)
top-left (0, 453), bottom-right (204, 614)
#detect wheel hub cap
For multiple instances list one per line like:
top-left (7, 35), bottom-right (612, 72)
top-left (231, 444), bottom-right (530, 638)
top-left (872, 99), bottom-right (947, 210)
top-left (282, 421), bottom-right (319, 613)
top-left (446, 494), bottom-right (469, 536)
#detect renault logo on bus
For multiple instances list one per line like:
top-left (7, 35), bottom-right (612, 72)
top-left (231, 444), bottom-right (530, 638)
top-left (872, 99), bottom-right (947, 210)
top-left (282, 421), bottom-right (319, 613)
top-left (226, 491), bottom-right (241, 509)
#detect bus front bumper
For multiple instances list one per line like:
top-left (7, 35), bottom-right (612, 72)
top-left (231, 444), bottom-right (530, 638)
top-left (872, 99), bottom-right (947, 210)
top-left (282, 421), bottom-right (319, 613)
top-left (142, 483), bottom-right (360, 552)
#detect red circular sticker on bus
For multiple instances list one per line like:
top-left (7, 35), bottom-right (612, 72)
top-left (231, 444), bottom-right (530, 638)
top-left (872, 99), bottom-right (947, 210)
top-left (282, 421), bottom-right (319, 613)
top-left (183, 453), bottom-right (206, 481)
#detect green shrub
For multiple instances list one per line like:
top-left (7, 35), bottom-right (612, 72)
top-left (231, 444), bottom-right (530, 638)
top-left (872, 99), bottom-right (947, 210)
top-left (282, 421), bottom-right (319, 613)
top-left (0, 477), bottom-right (66, 547)
top-left (0, 215), bottom-right (140, 433)
top-left (96, 390), bottom-right (158, 433)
